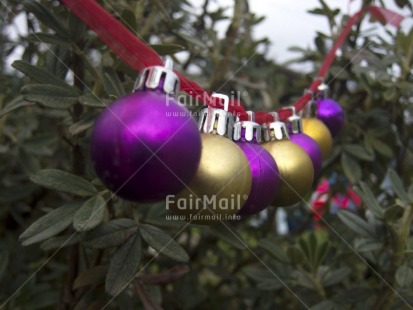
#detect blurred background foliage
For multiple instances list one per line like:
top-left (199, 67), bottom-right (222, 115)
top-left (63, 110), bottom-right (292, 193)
top-left (1, 0), bottom-right (413, 309)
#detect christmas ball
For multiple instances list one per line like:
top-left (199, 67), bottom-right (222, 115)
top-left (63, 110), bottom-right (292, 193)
top-left (289, 133), bottom-right (323, 176)
top-left (263, 140), bottom-right (314, 206)
top-left (90, 90), bottom-right (202, 202)
top-left (301, 118), bottom-right (333, 159)
top-left (317, 99), bottom-right (344, 137)
top-left (236, 142), bottom-right (280, 216)
top-left (168, 133), bottom-right (252, 224)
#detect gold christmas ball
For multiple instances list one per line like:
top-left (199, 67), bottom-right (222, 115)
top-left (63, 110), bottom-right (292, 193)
top-left (263, 140), bottom-right (314, 207)
top-left (167, 133), bottom-right (252, 224)
top-left (302, 118), bottom-right (333, 159)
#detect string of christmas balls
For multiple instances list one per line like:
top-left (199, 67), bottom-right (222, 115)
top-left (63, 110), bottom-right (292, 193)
top-left (62, 0), bottom-right (403, 223)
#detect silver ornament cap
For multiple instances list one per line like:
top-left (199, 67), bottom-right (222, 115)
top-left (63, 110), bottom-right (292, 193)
top-left (233, 111), bottom-right (262, 143)
top-left (280, 106), bottom-right (302, 134)
top-left (262, 112), bottom-right (289, 142)
top-left (198, 93), bottom-right (235, 138)
top-left (317, 82), bottom-right (329, 99)
top-left (134, 56), bottom-right (180, 96)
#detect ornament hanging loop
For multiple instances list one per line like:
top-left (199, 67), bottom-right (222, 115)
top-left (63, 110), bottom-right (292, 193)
top-left (134, 56), bottom-right (180, 96)
top-left (303, 99), bottom-right (318, 118)
top-left (301, 89), bottom-right (318, 118)
top-left (262, 112), bottom-right (289, 142)
top-left (233, 111), bottom-right (262, 143)
top-left (279, 106), bottom-right (303, 134)
top-left (198, 93), bottom-right (235, 138)
top-left (317, 82), bottom-right (329, 100)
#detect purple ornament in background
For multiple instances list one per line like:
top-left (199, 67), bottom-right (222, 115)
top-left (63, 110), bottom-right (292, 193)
top-left (317, 99), bottom-right (344, 137)
top-left (236, 142), bottom-right (280, 216)
top-left (290, 133), bottom-right (323, 176)
top-left (281, 106), bottom-right (323, 176)
top-left (233, 116), bottom-right (280, 216)
top-left (90, 61), bottom-right (202, 202)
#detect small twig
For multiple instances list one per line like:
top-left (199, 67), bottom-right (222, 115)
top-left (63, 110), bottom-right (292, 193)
top-left (209, 0), bottom-right (246, 90)
top-left (138, 264), bottom-right (190, 285)
top-left (373, 204), bottom-right (413, 309)
top-left (133, 280), bottom-right (164, 310)
top-left (230, 77), bottom-right (267, 90)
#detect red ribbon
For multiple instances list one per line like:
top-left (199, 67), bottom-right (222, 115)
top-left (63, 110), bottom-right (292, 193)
top-left (60, 0), bottom-right (403, 123)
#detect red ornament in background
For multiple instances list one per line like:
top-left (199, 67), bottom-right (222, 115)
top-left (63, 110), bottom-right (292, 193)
top-left (311, 178), bottom-right (362, 228)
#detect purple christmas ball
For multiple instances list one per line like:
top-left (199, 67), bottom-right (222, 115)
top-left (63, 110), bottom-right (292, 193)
top-left (290, 133), bottom-right (323, 176)
top-left (236, 142), bottom-right (280, 216)
top-left (317, 99), bottom-right (344, 137)
top-left (90, 90), bottom-right (202, 202)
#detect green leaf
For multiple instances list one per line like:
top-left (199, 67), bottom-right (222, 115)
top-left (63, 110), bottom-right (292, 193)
top-left (409, 184), bottom-right (413, 202)
top-left (209, 222), bottom-right (247, 250)
top-left (341, 153), bottom-right (362, 183)
top-left (315, 240), bottom-right (329, 270)
top-left (0, 184), bottom-right (36, 204)
top-left (18, 147), bottom-right (41, 174)
top-left (22, 84), bottom-right (79, 109)
top-left (355, 182), bottom-right (384, 218)
top-left (0, 96), bottom-right (35, 118)
top-left (23, 1), bottom-right (69, 38)
top-left (40, 234), bottom-right (81, 251)
top-left (83, 219), bottom-right (138, 248)
top-left (307, 8), bottom-right (327, 16)
top-left (337, 210), bottom-right (377, 239)
top-left (322, 145), bottom-right (342, 168)
top-left (354, 238), bottom-right (383, 252)
top-left (140, 224), bottom-right (189, 262)
top-left (332, 287), bottom-right (373, 304)
top-left (384, 204), bottom-right (405, 221)
top-left (0, 250), bottom-right (9, 281)
top-left (299, 237), bottom-right (312, 262)
top-left (175, 31), bottom-right (207, 48)
top-left (79, 93), bottom-right (110, 107)
top-left (395, 0), bottom-right (411, 8)
top-left (22, 134), bottom-right (57, 156)
top-left (323, 267), bottom-right (351, 287)
top-left (120, 9), bottom-right (137, 33)
top-left (150, 44), bottom-right (186, 55)
top-left (73, 195), bottom-right (106, 232)
top-left (314, 36), bottom-right (325, 54)
top-left (30, 169), bottom-right (97, 197)
top-left (68, 112), bottom-right (98, 136)
top-left (19, 200), bottom-right (82, 246)
top-left (102, 67), bottom-right (126, 98)
top-left (309, 233), bottom-right (317, 265)
top-left (343, 144), bottom-right (374, 161)
top-left (68, 12), bottom-right (87, 41)
top-left (12, 60), bottom-right (70, 89)
top-left (388, 169), bottom-right (411, 203)
top-left (287, 245), bottom-right (305, 265)
top-left (311, 300), bottom-right (337, 310)
top-left (259, 239), bottom-right (290, 263)
top-left (28, 32), bottom-right (71, 45)
top-left (299, 233), bottom-right (329, 272)
top-left (383, 87), bottom-right (397, 101)
top-left (73, 266), bottom-right (107, 290)
top-left (105, 232), bottom-right (142, 296)
top-left (46, 44), bottom-right (70, 79)
top-left (244, 268), bottom-right (283, 290)
top-left (396, 266), bottom-right (413, 288)
top-left (293, 270), bottom-right (314, 290)
top-left (372, 139), bottom-right (393, 157)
